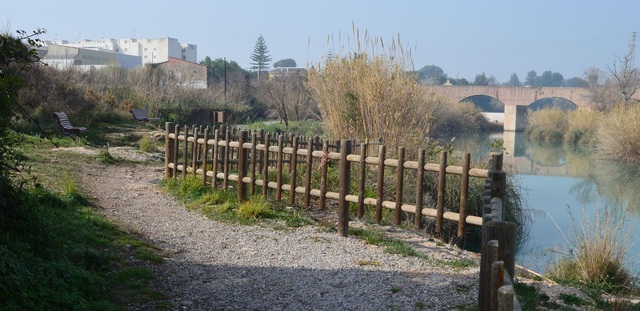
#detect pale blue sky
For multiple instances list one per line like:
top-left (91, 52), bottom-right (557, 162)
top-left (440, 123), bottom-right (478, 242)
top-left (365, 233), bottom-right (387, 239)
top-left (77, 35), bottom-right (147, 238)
top-left (3, 0), bottom-right (638, 82)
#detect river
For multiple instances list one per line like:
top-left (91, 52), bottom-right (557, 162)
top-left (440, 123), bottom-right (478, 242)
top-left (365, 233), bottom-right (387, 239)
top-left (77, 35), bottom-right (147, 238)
top-left (453, 131), bottom-right (640, 276)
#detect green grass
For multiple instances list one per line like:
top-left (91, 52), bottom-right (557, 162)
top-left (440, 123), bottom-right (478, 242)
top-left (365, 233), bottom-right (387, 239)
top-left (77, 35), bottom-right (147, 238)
top-left (0, 184), bottom-right (169, 310)
top-left (164, 175), bottom-right (314, 228)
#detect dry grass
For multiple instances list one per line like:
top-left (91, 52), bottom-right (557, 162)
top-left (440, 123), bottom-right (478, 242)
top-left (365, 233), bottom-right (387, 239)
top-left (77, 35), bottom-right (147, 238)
top-left (547, 207), bottom-right (633, 294)
top-left (306, 26), bottom-right (437, 149)
top-left (597, 105), bottom-right (640, 163)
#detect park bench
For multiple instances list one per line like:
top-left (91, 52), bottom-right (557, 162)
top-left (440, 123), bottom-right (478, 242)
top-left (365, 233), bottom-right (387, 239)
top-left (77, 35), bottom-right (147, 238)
top-left (53, 112), bottom-right (87, 140)
top-left (130, 109), bottom-right (160, 124)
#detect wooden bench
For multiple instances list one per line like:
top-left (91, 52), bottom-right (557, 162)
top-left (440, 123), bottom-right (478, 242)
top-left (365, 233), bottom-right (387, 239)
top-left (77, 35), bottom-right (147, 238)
top-left (130, 109), bottom-right (160, 124)
top-left (53, 112), bottom-right (87, 139)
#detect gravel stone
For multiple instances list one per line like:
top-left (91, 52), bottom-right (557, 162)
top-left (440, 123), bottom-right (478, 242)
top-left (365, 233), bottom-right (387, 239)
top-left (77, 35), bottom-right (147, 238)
top-left (77, 158), bottom-right (481, 310)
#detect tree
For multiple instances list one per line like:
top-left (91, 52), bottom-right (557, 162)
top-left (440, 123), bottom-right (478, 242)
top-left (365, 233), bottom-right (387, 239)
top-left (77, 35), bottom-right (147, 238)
top-left (505, 73), bottom-right (522, 86)
top-left (200, 56), bottom-right (245, 81)
top-left (256, 73), bottom-right (317, 127)
top-left (607, 32), bottom-right (640, 107)
top-left (273, 58), bottom-right (297, 68)
top-left (538, 70), bottom-right (564, 87)
top-left (525, 70), bottom-right (537, 86)
top-left (250, 34), bottom-right (272, 80)
top-left (473, 73), bottom-right (489, 86)
top-left (415, 65), bottom-right (447, 84)
top-left (0, 29), bottom-right (44, 217)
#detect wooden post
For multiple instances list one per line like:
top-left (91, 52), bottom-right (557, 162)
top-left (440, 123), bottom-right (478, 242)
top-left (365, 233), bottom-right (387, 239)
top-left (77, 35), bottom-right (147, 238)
top-left (458, 152), bottom-right (471, 237)
top-left (304, 137), bottom-right (313, 207)
top-left (182, 125), bottom-right (188, 179)
top-left (338, 139), bottom-right (352, 237)
top-left (191, 126), bottom-right (199, 176)
top-left (491, 260), bottom-right (505, 311)
top-left (484, 221), bottom-right (517, 283)
top-left (237, 131), bottom-right (248, 203)
top-left (415, 149), bottom-right (425, 229)
top-left (250, 132), bottom-right (257, 195)
top-left (435, 151), bottom-right (447, 233)
top-left (479, 239), bottom-right (500, 311)
top-left (498, 286), bottom-right (515, 311)
top-left (164, 122), bottom-right (175, 178)
top-left (376, 144), bottom-right (386, 222)
top-left (223, 128), bottom-right (230, 189)
top-left (202, 128), bottom-right (209, 185)
top-left (319, 140), bottom-right (328, 210)
top-left (394, 147), bottom-right (405, 225)
top-left (276, 135), bottom-right (284, 201)
top-left (172, 124), bottom-right (180, 179)
top-left (212, 129), bottom-right (219, 188)
top-left (289, 136), bottom-right (298, 205)
top-left (357, 143), bottom-right (367, 218)
top-left (262, 132), bottom-right (270, 197)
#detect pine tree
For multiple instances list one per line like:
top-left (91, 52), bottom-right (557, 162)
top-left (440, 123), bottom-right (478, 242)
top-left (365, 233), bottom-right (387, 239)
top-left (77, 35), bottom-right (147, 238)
top-left (250, 34), bottom-right (272, 80)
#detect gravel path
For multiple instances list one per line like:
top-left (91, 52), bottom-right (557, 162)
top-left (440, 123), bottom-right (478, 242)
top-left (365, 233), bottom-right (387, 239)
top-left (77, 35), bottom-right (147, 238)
top-left (77, 158), bottom-right (481, 310)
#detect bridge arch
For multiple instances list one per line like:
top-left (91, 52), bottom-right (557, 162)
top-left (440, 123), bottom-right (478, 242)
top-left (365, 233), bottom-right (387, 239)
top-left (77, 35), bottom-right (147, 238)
top-left (427, 85), bottom-right (593, 131)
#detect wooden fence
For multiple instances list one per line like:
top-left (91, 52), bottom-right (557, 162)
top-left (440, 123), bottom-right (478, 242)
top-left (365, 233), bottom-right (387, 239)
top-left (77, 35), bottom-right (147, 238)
top-left (162, 122), bottom-right (504, 235)
top-left (163, 122), bottom-right (520, 310)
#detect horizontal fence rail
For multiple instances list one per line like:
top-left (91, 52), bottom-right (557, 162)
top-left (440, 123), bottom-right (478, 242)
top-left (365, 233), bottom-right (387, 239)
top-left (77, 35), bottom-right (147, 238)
top-left (163, 122), bottom-right (509, 238)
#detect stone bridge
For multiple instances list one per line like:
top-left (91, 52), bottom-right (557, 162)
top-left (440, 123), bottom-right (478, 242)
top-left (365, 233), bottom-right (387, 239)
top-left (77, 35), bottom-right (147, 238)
top-left (425, 85), bottom-right (593, 131)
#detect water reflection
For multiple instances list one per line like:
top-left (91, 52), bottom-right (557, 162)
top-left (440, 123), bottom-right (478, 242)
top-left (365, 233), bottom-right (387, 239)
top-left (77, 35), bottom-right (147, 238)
top-left (453, 131), bottom-right (640, 274)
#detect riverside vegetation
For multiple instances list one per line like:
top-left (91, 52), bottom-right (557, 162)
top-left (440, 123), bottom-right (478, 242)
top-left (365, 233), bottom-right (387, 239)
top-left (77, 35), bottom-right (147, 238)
top-left (4, 28), bottom-right (639, 309)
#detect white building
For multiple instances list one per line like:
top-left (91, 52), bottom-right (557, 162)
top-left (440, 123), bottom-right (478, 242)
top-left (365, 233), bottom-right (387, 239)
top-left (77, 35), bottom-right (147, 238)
top-left (49, 37), bottom-right (197, 65)
top-left (42, 44), bottom-right (141, 71)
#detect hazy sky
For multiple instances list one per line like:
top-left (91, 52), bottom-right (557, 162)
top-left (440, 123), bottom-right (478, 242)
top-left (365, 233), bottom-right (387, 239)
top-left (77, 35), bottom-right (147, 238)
top-left (3, 0), bottom-right (638, 82)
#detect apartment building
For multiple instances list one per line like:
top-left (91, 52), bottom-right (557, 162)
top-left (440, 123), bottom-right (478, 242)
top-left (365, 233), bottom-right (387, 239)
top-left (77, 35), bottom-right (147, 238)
top-left (50, 36), bottom-right (197, 65)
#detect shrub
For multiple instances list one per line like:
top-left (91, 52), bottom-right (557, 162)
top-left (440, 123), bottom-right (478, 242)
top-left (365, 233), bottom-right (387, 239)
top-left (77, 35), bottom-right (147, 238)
top-left (596, 105), bottom-right (640, 163)
top-left (306, 27), bottom-right (436, 150)
top-left (138, 135), bottom-right (158, 153)
top-left (546, 207), bottom-right (632, 294)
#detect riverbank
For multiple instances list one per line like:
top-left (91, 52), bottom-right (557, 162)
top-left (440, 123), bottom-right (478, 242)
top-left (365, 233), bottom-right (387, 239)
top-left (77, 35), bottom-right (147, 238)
top-left (52, 143), bottom-right (608, 310)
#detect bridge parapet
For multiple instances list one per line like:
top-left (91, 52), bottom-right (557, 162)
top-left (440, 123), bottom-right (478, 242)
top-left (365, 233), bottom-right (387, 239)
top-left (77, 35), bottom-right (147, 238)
top-left (426, 85), bottom-right (593, 108)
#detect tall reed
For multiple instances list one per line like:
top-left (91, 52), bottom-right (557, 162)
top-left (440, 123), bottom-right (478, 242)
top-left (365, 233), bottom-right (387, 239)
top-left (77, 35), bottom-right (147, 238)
top-left (306, 25), bottom-right (436, 149)
top-left (597, 105), bottom-right (640, 164)
top-left (547, 206), bottom-right (633, 293)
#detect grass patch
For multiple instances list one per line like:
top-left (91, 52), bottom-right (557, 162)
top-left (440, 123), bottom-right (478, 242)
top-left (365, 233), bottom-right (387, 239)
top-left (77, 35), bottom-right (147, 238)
top-left (348, 227), bottom-right (424, 258)
top-left (0, 184), bottom-right (169, 310)
top-left (546, 207), bottom-right (633, 295)
top-left (164, 176), bottom-right (314, 228)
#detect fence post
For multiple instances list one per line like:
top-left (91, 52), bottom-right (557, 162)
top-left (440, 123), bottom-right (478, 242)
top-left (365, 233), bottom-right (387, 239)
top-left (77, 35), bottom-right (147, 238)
top-left (415, 149), bottom-right (425, 229)
top-left (435, 151), bottom-right (447, 233)
top-left (479, 239), bottom-right (500, 311)
top-left (357, 143), bottom-right (367, 218)
top-left (319, 140), bottom-right (328, 210)
top-left (498, 286), bottom-right (515, 311)
top-left (164, 122), bottom-right (175, 178)
top-left (262, 132), bottom-right (271, 197)
top-left (202, 128), bottom-right (209, 186)
top-left (276, 135), bottom-right (284, 201)
top-left (491, 260), bottom-right (505, 311)
top-left (191, 126), bottom-right (199, 176)
top-left (304, 137), bottom-right (313, 207)
top-left (212, 129), bottom-right (220, 188)
top-left (182, 125), bottom-right (188, 179)
top-left (458, 152), bottom-right (471, 237)
top-left (338, 139), bottom-right (352, 237)
top-left (376, 144), bottom-right (386, 222)
top-left (250, 132), bottom-right (257, 195)
top-left (394, 147), bottom-right (405, 225)
top-left (223, 127), bottom-right (230, 189)
top-left (237, 131), bottom-right (248, 203)
top-left (172, 124), bottom-right (180, 179)
top-left (289, 136), bottom-right (299, 205)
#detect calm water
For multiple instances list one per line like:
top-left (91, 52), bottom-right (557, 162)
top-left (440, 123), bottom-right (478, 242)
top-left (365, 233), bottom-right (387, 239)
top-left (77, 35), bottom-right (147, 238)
top-left (453, 131), bottom-right (640, 275)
